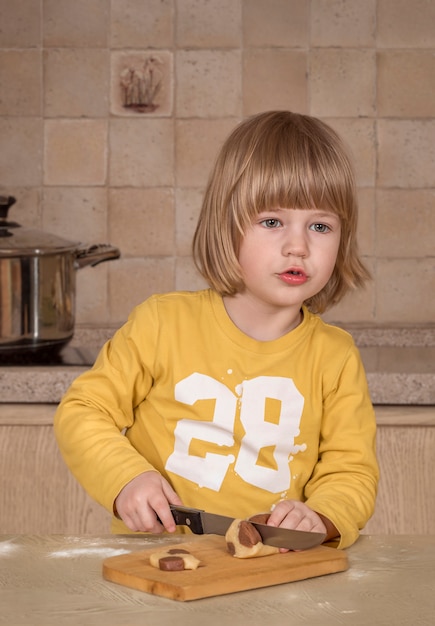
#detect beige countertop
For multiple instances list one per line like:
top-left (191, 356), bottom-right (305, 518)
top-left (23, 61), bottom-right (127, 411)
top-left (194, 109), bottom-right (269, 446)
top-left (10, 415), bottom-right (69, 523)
top-left (1, 326), bottom-right (435, 404)
top-left (2, 402), bottom-right (435, 426)
top-left (1, 534), bottom-right (434, 625)
top-left (0, 345), bottom-right (434, 404)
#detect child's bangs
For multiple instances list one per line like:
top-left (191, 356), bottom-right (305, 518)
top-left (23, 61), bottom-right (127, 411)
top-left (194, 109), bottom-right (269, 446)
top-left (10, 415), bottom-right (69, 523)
top-left (233, 150), bottom-right (346, 232)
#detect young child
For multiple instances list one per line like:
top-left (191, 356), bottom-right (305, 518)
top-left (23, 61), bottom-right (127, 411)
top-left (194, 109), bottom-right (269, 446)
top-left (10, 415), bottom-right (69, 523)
top-left (54, 110), bottom-right (379, 550)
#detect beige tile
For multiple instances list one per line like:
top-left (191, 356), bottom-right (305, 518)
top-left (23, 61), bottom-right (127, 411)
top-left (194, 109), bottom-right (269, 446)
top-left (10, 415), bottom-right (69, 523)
top-left (311, 0), bottom-right (376, 46)
top-left (44, 49), bottom-right (109, 118)
top-left (0, 0), bottom-right (41, 47)
top-left (175, 256), bottom-right (208, 292)
top-left (176, 0), bottom-right (241, 48)
top-left (42, 187), bottom-right (108, 243)
top-left (43, 0), bottom-right (109, 47)
top-left (176, 50), bottom-right (242, 118)
top-left (44, 119), bottom-right (108, 185)
top-left (75, 263), bottom-right (110, 325)
top-left (0, 51), bottom-right (41, 116)
top-left (111, 51), bottom-right (173, 117)
top-left (109, 257), bottom-right (175, 322)
top-left (176, 188), bottom-right (203, 256)
top-left (109, 118), bottom-right (174, 186)
top-left (356, 187), bottom-right (375, 258)
top-left (376, 259), bottom-right (435, 323)
top-left (325, 118), bottom-right (376, 187)
top-left (109, 188), bottom-right (175, 257)
top-left (376, 189), bottom-right (435, 258)
top-left (378, 120), bottom-right (435, 188)
top-left (243, 49), bottom-right (308, 116)
top-left (0, 187), bottom-right (41, 229)
top-left (377, 0), bottom-right (435, 47)
top-left (110, 0), bottom-right (173, 48)
top-left (377, 50), bottom-right (435, 117)
top-left (243, 0), bottom-right (309, 47)
top-left (0, 118), bottom-right (42, 186)
top-left (311, 49), bottom-right (376, 117)
top-left (175, 118), bottom-right (239, 188)
top-left (323, 259), bottom-right (376, 324)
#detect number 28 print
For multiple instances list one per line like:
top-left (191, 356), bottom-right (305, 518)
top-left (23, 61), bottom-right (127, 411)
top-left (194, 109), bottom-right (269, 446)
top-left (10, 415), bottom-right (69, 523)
top-left (165, 373), bottom-right (306, 493)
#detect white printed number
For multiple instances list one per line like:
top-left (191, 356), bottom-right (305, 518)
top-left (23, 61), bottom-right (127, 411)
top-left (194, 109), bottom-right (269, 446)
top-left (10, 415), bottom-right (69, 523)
top-left (165, 374), bottom-right (304, 493)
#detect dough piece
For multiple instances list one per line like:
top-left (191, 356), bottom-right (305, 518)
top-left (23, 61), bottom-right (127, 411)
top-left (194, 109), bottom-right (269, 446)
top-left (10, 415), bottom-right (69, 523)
top-left (225, 514), bottom-right (280, 559)
top-left (149, 547), bottom-right (201, 571)
top-left (157, 556), bottom-right (186, 571)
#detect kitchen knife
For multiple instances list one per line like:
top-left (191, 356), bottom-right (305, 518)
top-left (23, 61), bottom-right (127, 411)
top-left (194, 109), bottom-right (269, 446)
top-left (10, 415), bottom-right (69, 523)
top-left (166, 505), bottom-right (326, 551)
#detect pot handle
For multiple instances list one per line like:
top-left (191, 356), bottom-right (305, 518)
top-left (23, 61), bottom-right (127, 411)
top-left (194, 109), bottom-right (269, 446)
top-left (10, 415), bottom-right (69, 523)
top-left (74, 244), bottom-right (120, 269)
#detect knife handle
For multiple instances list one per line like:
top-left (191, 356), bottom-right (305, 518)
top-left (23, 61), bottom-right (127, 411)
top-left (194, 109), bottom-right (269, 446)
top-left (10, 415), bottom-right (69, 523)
top-left (167, 505), bottom-right (205, 534)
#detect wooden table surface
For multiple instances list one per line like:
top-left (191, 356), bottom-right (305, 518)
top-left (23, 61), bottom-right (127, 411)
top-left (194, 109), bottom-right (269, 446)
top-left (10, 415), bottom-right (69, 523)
top-left (1, 534), bottom-right (433, 625)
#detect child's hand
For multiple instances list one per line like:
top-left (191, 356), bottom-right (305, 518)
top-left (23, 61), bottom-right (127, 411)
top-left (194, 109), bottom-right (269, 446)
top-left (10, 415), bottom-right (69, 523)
top-left (268, 499), bottom-right (326, 533)
top-left (114, 470), bottom-right (183, 534)
top-left (267, 500), bottom-right (329, 552)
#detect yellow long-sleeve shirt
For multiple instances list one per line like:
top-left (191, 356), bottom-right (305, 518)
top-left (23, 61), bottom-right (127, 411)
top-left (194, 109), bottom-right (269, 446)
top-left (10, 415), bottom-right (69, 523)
top-left (54, 289), bottom-right (379, 548)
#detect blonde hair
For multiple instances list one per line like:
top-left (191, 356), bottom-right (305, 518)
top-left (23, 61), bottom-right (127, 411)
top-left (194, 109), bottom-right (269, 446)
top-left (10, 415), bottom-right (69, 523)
top-left (192, 110), bottom-right (370, 313)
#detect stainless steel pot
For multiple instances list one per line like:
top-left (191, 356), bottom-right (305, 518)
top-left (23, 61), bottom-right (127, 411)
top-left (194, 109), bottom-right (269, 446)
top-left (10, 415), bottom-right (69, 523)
top-left (0, 196), bottom-right (120, 353)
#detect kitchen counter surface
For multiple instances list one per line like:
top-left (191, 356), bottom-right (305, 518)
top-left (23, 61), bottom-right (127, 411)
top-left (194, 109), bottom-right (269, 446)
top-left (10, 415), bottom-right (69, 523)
top-left (1, 345), bottom-right (434, 404)
top-left (2, 402), bottom-right (435, 426)
top-left (1, 325), bottom-right (435, 404)
top-left (1, 534), bottom-right (434, 625)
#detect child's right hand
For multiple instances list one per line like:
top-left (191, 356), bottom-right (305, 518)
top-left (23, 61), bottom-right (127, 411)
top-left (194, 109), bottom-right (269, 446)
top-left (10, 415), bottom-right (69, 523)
top-left (114, 470), bottom-right (183, 534)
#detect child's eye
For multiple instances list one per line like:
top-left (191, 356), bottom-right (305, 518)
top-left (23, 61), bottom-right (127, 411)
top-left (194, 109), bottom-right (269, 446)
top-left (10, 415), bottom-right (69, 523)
top-left (260, 218), bottom-right (281, 228)
top-left (310, 223), bottom-right (330, 233)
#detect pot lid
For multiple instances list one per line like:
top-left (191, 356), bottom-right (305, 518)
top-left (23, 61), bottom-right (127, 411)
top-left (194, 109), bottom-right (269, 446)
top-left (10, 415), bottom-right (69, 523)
top-left (0, 196), bottom-right (80, 257)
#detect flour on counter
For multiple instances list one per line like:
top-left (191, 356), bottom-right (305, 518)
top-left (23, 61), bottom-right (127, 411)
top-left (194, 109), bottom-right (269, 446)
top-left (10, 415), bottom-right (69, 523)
top-left (0, 540), bottom-right (21, 555)
top-left (48, 547), bottom-right (131, 558)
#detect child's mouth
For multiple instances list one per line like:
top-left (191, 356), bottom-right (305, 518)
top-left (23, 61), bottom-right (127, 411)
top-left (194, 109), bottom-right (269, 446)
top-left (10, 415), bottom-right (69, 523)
top-left (279, 269), bottom-right (307, 285)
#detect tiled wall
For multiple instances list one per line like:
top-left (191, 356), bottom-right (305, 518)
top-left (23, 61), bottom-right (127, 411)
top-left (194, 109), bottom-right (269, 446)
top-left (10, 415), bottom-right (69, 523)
top-left (1, 0), bottom-right (434, 327)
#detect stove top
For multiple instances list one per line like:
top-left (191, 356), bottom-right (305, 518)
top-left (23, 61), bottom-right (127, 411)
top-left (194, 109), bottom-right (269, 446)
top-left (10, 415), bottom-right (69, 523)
top-left (0, 345), bottom-right (99, 366)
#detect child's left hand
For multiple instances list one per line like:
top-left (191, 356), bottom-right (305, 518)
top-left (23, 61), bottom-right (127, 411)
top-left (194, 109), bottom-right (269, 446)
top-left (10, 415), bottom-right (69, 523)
top-left (266, 500), bottom-right (329, 552)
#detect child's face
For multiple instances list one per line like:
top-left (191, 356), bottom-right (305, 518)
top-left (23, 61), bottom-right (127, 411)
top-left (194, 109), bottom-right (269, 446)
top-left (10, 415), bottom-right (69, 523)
top-left (237, 207), bottom-right (341, 310)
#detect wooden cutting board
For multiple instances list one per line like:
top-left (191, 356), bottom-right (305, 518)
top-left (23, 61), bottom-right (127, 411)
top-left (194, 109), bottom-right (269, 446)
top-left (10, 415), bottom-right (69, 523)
top-left (102, 534), bottom-right (348, 601)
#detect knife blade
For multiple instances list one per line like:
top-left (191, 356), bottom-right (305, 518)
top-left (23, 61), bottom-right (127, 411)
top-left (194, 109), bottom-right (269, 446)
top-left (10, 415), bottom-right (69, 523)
top-left (167, 505), bottom-right (326, 551)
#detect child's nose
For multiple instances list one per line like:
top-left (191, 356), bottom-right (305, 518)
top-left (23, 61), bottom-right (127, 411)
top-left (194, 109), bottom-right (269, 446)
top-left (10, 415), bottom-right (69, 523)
top-left (282, 230), bottom-right (308, 257)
